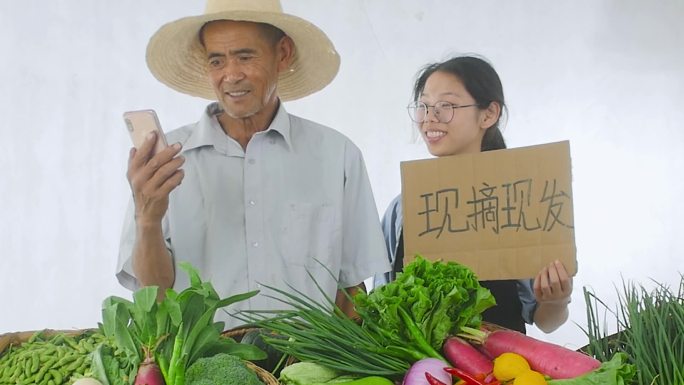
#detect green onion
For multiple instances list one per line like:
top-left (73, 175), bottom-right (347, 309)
top-left (581, 274), bottom-right (684, 385)
top-left (235, 279), bottom-right (412, 379)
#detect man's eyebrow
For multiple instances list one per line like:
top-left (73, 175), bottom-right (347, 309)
top-left (228, 48), bottom-right (258, 55)
top-left (207, 52), bottom-right (225, 60)
top-left (206, 48), bottom-right (257, 59)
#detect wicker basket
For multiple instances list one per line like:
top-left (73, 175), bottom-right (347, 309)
top-left (245, 360), bottom-right (281, 385)
top-left (222, 326), bottom-right (260, 341)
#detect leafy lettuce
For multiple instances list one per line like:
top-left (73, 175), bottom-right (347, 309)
top-left (354, 255), bottom-right (496, 356)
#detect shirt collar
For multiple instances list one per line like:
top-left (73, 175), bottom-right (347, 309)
top-left (182, 102), bottom-right (292, 153)
top-left (268, 102), bottom-right (293, 149)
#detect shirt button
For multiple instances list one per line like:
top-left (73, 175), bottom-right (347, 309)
top-left (249, 200), bottom-right (256, 206)
top-left (269, 138), bottom-right (276, 145)
top-left (248, 158), bottom-right (256, 165)
top-left (252, 242), bottom-right (259, 248)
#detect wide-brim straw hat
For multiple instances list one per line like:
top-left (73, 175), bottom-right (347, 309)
top-left (146, 0), bottom-right (340, 101)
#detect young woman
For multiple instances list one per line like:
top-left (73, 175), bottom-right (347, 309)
top-left (376, 56), bottom-right (572, 333)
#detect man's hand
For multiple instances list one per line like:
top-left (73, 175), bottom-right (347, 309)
top-left (127, 132), bottom-right (184, 296)
top-left (335, 284), bottom-right (366, 320)
top-left (127, 131), bottom-right (185, 225)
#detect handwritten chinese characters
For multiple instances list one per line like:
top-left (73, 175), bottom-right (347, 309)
top-left (417, 178), bottom-right (573, 239)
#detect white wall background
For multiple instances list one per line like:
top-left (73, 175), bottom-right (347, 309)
top-left (2, 1), bottom-right (683, 350)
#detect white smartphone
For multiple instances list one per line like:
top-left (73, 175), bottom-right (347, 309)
top-left (123, 109), bottom-right (168, 155)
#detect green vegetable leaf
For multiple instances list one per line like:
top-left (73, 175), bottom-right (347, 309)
top-left (179, 261), bottom-right (202, 288)
top-left (354, 255), bottom-right (496, 351)
top-left (217, 290), bottom-right (259, 308)
top-left (90, 344), bottom-right (112, 385)
top-left (202, 338), bottom-right (268, 360)
top-left (133, 286), bottom-right (158, 312)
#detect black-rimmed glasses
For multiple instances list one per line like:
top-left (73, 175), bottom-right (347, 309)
top-left (407, 101), bottom-right (479, 123)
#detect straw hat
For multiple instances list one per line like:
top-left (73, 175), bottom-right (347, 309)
top-left (146, 0), bottom-right (340, 101)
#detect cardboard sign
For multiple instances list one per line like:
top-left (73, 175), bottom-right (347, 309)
top-left (401, 141), bottom-right (576, 280)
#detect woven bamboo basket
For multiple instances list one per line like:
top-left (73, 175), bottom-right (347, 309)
top-left (244, 360), bottom-right (280, 385)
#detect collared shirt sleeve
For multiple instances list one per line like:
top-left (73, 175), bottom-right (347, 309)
top-left (517, 278), bottom-right (538, 324)
top-left (373, 194), bottom-right (402, 289)
top-left (338, 141), bottom-right (391, 288)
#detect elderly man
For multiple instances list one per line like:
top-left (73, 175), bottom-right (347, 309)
top-left (117, 0), bottom-right (389, 327)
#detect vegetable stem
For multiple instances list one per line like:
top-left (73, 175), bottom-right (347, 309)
top-left (167, 322), bottom-right (184, 385)
top-left (397, 307), bottom-right (445, 361)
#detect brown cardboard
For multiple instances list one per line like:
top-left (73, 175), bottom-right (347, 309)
top-left (401, 141), bottom-right (576, 280)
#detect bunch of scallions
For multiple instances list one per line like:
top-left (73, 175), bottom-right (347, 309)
top-left (581, 274), bottom-right (684, 385)
top-left (232, 278), bottom-right (411, 379)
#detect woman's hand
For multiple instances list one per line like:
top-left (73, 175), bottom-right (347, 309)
top-left (532, 260), bottom-right (573, 333)
top-left (534, 260), bottom-right (573, 305)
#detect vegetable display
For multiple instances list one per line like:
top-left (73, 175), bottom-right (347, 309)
top-left (4, 258), bottom-right (669, 385)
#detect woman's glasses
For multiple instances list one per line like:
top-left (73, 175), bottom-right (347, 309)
top-left (406, 101), bottom-right (479, 123)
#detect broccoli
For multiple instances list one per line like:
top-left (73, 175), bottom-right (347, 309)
top-left (186, 353), bottom-right (263, 385)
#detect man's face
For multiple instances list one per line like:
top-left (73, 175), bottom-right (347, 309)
top-left (202, 20), bottom-right (289, 120)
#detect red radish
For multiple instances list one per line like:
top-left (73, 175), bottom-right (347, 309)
top-left (402, 358), bottom-right (451, 385)
top-left (461, 326), bottom-right (601, 379)
top-left (135, 349), bottom-right (166, 385)
top-left (443, 336), bottom-right (494, 378)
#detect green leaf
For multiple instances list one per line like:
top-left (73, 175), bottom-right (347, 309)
top-left (216, 290), bottom-right (259, 308)
top-left (114, 313), bottom-right (142, 361)
top-left (155, 301), bottom-right (171, 339)
top-left (183, 307), bottom-right (217, 356)
top-left (165, 298), bottom-right (183, 327)
top-left (133, 286), bottom-right (158, 312)
top-left (203, 338), bottom-right (267, 361)
top-left (179, 261), bottom-right (202, 288)
top-left (90, 344), bottom-right (112, 385)
top-left (180, 294), bottom-right (206, 337)
top-left (129, 287), bottom-right (160, 346)
top-left (186, 324), bottom-right (221, 364)
top-left (212, 321), bottom-right (226, 333)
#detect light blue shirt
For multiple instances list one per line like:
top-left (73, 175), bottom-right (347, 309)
top-left (374, 194), bottom-right (537, 325)
top-left (118, 102), bottom-right (390, 328)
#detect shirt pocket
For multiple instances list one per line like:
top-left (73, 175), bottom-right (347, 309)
top-left (280, 202), bottom-right (339, 269)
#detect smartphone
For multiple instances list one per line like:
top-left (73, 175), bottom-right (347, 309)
top-left (123, 109), bottom-right (168, 155)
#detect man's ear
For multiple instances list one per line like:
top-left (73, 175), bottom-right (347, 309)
top-left (276, 36), bottom-right (295, 73)
top-left (480, 101), bottom-right (501, 130)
